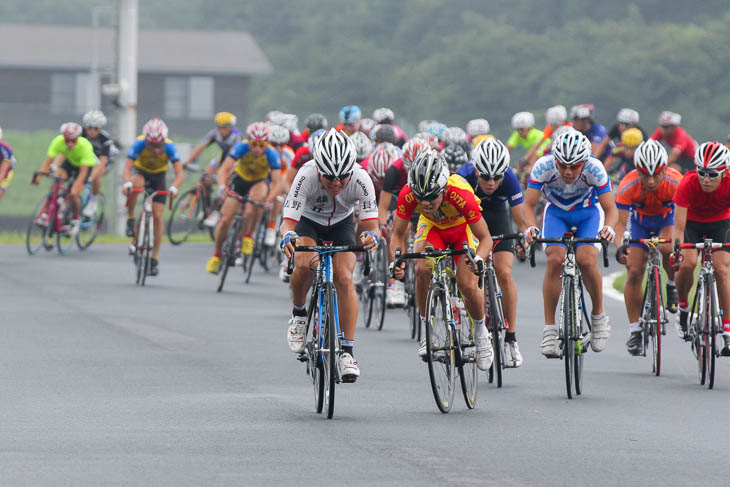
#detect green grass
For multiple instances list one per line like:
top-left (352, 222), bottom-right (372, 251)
top-left (613, 266), bottom-right (704, 304)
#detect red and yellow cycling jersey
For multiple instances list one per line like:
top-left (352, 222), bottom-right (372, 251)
top-left (616, 167), bottom-right (682, 217)
top-left (396, 174), bottom-right (482, 229)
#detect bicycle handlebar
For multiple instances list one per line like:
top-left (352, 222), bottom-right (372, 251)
top-left (32, 171), bottom-right (66, 183)
top-left (392, 242), bottom-right (483, 286)
top-left (125, 188), bottom-right (173, 210)
top-left (286, 243), bottom-right (371, 278)
top-left (529, 235), bottom-right (609, 268)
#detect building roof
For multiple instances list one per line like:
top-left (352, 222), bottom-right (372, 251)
top-left (0, 24), bottom-right (273, 75)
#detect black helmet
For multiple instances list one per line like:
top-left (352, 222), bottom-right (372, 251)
top-left (304, 113), bottom-right (328, 132)
top-left (442, 144), bottom-right (468, 172)
top-left (408, 149), bottom-right (449, 200)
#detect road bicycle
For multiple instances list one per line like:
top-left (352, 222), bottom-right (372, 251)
top-left (242, 203), bottom-right (272, 284)
top-left (127, 188), bottom-right (171, 287)
top-left (288, 244), bottom-right (371, 419)
top-left (529, 229), bottom-right (608, 399)
top-left (358, 237), bottom-right (388, 330)
top-left (618, 236), bottom-right (671, 376)
top-left (27, 172), bottom-right (105, 255)
top-left (167, 167), bottom-right (216, 244)
top-left (674, 238), bottom-right (730, 389)
top-left (393, 243), bottom-right (483, 413)
top-left (484, 232), bottom-right (524, 388)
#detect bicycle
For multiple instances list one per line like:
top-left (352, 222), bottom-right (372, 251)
top-left (215, 190), bottom-right (247, 292)
top-left (393, 243), bottom-right (483, 413)
top-left (27, 172), bottom-right (104, 255)
top-left (167, 167), bottom-right (216, 245)
top-left (673, 238), bottom-right (730, 389)
top-left (484, 232), bottom-right (524, 388)
top-left (618, 236), bottom-right (671, 376)
top-left (287, 244), bottom-right (371, 419)
top-left (243, 203), bottom-right (271, 284)
top-left (127, 188), bottom-right (171, 287)
top-left (529, 229), bottom-right (608, 399)
top-left (359, 237), bottom-right (388, 330)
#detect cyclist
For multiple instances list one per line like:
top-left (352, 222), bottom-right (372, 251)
top-left (571, 104), bottom-right (612, 161)
top-left (122, 118), bottom-right (184, 276)
top-left (350, 130), bottom-right (374, 164)
top-left (524, 105), bottom-right (570, 165)
top-left (672, 141), bottom-right (730, 355)
top-left (31, 123), bottom-right (98, 236)
top-left (80, 110), bottom-right (117, 217)
top-left (0, 128), bottom-right (16, 201)
top-left (523, 130), bottom-right (618, 357)
top-left (263, 125), bottom-right (295, 247)
top-left (372, 107), bottom-right (407, 148)
top-left (336, 105), bottom-right (361, 136)
top-left (442, 143), bottom-right (469, 175)
top-left (206, 122), bottom-right (282, 273)
top-left (465, 118), bottom-right (491, 144)
top-left (650, 111), bottom-right (696, 173)
top-left (595, 108), bottom-right (645, 160)
top-left (615, 140), bottom-right (682, 355)
top-left (507, 111), bottom-right (550, 180)
top-left (184, 111), bottom-right (241, 172)
top-left (604, 127), bottom-right (644, 182)
top-left (390, 149), bottom-right (495, 370)
top-left (281, 128), bottom-right (380, 381)
top-left (300, 113), bottom-right (327, 141)
top-left (456, 138), bottom-right (529, 366)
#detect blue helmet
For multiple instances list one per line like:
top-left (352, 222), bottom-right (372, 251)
top-left (339, 105), bottom-right (362, 124)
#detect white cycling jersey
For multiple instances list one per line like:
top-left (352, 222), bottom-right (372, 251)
top-left (283, 160), bottom-right (378, 226)
top-left (527, 154), bottom-right (611, 211)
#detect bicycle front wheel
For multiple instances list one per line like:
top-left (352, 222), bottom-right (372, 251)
top-left (26, 193), bottom-right (53, 255)
top-left (458, 303), bottom-right (478, 409)
top-left (650, 266), bottom-right (662, 376)
top-left (167, 188), bottom-right (199, 245)
top-left (77, 193), bottom-right (105, 250)
top-left (324, 283), bottom-right (338, 419)
top-left (138, 215), bottom-right (151, 287)
top-left (56, 202), bottom-right (74, 254)
top-left (708, 277), bottom-right (719, 389)
top-left (486, 270), bottom-right (504, 387)
top-left (425, 285), bottom-right (455, 413)
top-left (374, 242), bottom-right (388, 330)
top-left (217, 222), bottom-right (238, 292)
top-left (560, 279), bottom-right (574, 399)
top-left (695, 282), bottom-right (708, 385)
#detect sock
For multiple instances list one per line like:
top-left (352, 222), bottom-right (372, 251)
top-left (679, 299), bottom-right (689, 312)
top-left (591, 313), bottom-right (605, 320)
top-left (723, 319), bottom-right (730, 335)
top-left (292, 304), bottom-right (307, 317)
top-left (267, 221), bottom-right (275, 229)
top-left (213, 252), bottom-right (221, 258)
top-left (473, 317), bottom-right (487, 337)
top-left (629, 321), bottom-right (641, 333)
top-left (505, 331), bottom-right (516, 343)
top-left (342, 339), bottom-right (354, 356)
top-left (666, 279), bottom-right (675, 287)
top-left (544, 324), bottom-right (558, 331)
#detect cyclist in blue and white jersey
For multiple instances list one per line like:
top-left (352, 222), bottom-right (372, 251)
top-left (571, 104), bottom-right (613, 161)
top-left (523, 130), bottom-right (618, 358)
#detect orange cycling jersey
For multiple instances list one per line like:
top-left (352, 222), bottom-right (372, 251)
top-left (396, 174), bottom-right (482, 229)
top-left (616, 167), bottom-right (682, 217)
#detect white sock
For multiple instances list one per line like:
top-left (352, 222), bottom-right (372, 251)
top-left (666, 279), bottom-right (675, 287)
top-left (473, 318), bottom-right (487, 337)
top-left (544, 324), bottom-right (558, 331)
top-left (629, 321), bottom-right (641, 333)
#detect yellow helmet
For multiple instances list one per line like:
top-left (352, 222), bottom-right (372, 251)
top-left (621, 127), bottom-right (643, 148)
top-left (471, 133), bottom-right (495, 147)
top-left (214, 112), bottom-right (237, 127)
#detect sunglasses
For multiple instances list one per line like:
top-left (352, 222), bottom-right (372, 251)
top-left (250, 141), bottom-right (267, 148)
top-left (660, 125), bottom-right (673, 129)
top-left (696, 168), bottom-right (724, 180)
top-left (556, 161), bottom-right (585, 170)
top-left (479, 174), bottom-right (504, 182)
top-left (322, 172), bottom-right (352, 182)
top-left (64, 137), bottom-right (78, 143)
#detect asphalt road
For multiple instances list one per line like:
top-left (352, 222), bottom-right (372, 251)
top-left (2, 242), bottom-right (729, 486)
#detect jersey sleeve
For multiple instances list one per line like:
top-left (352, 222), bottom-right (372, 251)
top-left (649, 127), bottom-right (663, 141)
top-left (78, 140), bottom-right (98, 167)
top-left (382, 165), bottom-right (402, 194)
top-left (396, 185), bottom-right (418, 220)
top-left (126, 139), bottom-right (145, 160)
top-left (282, 166), bottom-right (313, 222)
top-left (615, 171), bottom-right (639, 210)
top-left (584, 158), bottom-right (611, 195)
top-left (502, 169), bottom-right (524, 206)
top-left (47, 135), bottom-right (65, 158)
top-left (354, 171), bottom-right (378, 221)
top-left (265, 147), bottom-right (281, 169)
top-left (673, 173), bottom-right (693, 208)
top-left (455, 162), bottom-right (477, 189)
top-left (527, 156), bottom-right (553, 191)
top-left (165, 142), bottom-right (181, 163)
top-left (506, 131), bottom-right (520, 148)
top-left (228, 141), bottom-right (247, 160)
top-left (203, 129), bottom-right (217, 146)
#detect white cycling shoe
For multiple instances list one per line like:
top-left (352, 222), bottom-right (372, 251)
top-left (287, 316), bottom-right (307, 353)
top-left (540, 328), bottom-right (560, 358)
top-left (475, 335), bottom-right (494, 371)
top-left (264, 227), bottom-right (277, 247)
top-left (338, 353), bottom-right (360, 382)
top-left (505, 340), bottom-right (523, 368)
top-left (590, 314), bottom-right (611, 352)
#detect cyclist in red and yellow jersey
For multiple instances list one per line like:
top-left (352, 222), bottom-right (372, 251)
top-left (390, 149), bottom-right (495, 371)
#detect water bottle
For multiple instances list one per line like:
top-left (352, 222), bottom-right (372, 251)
top-left (450, 296), bottom-right (465, 329)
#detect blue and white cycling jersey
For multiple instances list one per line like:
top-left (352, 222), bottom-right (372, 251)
top-left (527, 154), bottom-right (611, 211)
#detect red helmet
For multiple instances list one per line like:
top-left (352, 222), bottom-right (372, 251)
top-left (246, 122), bottom-right (271, 142)
top-left (401, 138), bottom-right (429, 169)
top-left (143, 118), bottom-right (168, 143)
top-left (60, 122), bottom-right (82, 141)
top-left (694, 141), bottom-right (729, 170)
top-left (368, 143), bottom-right (398, 183)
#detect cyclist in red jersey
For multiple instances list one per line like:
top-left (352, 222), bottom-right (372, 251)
top-left (672, 141), bottom-right (730, 355)
top-left (650, 111), bottom-right (696, 173)
top-left (615, 140), bottom-right (682, 355)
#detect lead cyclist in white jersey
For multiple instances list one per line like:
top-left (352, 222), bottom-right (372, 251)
top-left (523, 130), bottom-right (618, 358)
top-left (280, 129), bottom-right (380, 382)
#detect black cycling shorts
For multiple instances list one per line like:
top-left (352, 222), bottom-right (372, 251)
top-left (132, 167), bottom-right (167, 203)
top-left (484, 205), bottom-right (515, 253)
top-left (684, 219), bottom-right (730, 253)
top-left (60, 160), bottom-right (91, 184)
top-left (295, 215), bottom-right (356, 247)
top-left (230, 174), bottom-right (268, 199)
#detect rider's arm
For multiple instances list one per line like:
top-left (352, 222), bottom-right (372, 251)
top-left (71, 165), bottom-right (90, 194)
top-left (510, 203), bottom-right (528, 232)
top-left (267, 168), bottom-right (282, 201)
top-left (615, 208), bottom-right (630, 248)
top-left (470, 217), bottom-right (493, 260)
top-left (185, 142), bottom-right (209, 166)
top-left (170, 161), bottom-right (185, 189)
top-left (523, 187), bottom-right (540, 229)
top-left (666, 148), bottom-right (681, 168)
top-left (36, 156), bottom-right (54, 180)
top-left (216, 155), bottom-right (235, 188)
top-left (672, 205), bottom-right (688, 245)
top-left (595, 135), bottom-right (611, 161)
top-left (378, 191), bottom-right (392, 227)
top-left (597, 191), bottom-right (619, 232)
top-left (122, 157), bottom-right (134, 185)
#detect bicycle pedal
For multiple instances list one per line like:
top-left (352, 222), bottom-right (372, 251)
top-left (297, 353), bottom-right (308, 363)
top-left (341, 374), bottom-right (358, 384)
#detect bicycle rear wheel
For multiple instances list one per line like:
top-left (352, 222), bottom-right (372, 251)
top-left (217, 221), bottom-right (238, 292)
top-left (139, 215), bottom-right (151, 287)
top-left (307, 292), bottom-right (325, 414)
top-left (695, 282), bottom-right (708, 385)
top-left (134, 217), bottom-right (145, 285)
top-left (561, 279), bottom-right (574, 399)
top-left (26, 194), bottom-right (53, 255)
top-left (458, 306), bottom-right (478, 409)
top-left (425, 285), bottom-right (455, 413)
top-left (574, 286), bottom-right (589, 396)
top-left (167, 188), bottom-right (199, 245)
top-left (77, 193), bottom-right (105, 250)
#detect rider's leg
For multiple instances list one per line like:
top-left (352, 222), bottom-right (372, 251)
top-left (494, 251), bottom-right (517, 332)
top-left (333, 251), bottom-right (357, 343)
top-left (576, 244), bottom-right (602, 315)
top-left (243, 180), bottom-right (268, 236)
top-left (543, 245), bottom-right (567, 325)
top-left (127, 173), bottom-right (145, 218)
top-left (90, 163), bottom-right (104, 196)
top-left (151, 201), bottom-right (165, 259)
top-left (213, 196), bottom-right (242, 256)
top-left (624, 247), bottom-right (648, 323)
top-left (289, 236), bottom-right (316, 308)
top-left (659, 224), bottom-right (676, 281)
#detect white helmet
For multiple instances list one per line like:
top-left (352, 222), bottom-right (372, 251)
top-left (694, 141), bottom-right (729, 170)
top-left (552, 130), bottom-right (591, 166)
top-left (349, 131), bottom-right (373, 161)
top-left (60, 122), bottom-right (83, 140)
top-left (466, 118), bottom-right (490, 136)
top-left (82, 110), bottom-right (107, 128)
top-left (368, 143), bottom-right (398, 182)
top-left (545, 105), bottom-right (567, 126)
top-left (634, 140), bottom-right (667, 175)
top-left (511, 111), bottom-right (535, 130)
top-left (269, 125), bottom-right (290, 145)
top-left (408, 149), bottom-right (449, 200)
top-left (372, 107), bottom-right (395, 124)
top-left (444, 126), bottom-right (467, 147)
top-left (659, 111), bottom-right (681, 126)
top-left (358, 118), bottom-right (376, 136)
top-left (472, 139), bottom-right (511, 178)
top-left (418, 120), bottom-right (437, 133)
top-left (313, 128), bottom-right (356, 178)
top-left (0, 127), bottom-right (3, 140)
top-left (616, 108), bottom-right (640, 125)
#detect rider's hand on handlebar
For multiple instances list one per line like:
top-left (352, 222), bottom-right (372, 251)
top-left (467, 254), bottom-right (485, 276)
top-left (359, 231), bottom-right (379, 250)
top-left (599, 225), bottom-right (616, 242)
top-left (615, 245), bottom-right (629, 265)
top-left (30, 173), bottom-right (41, 185)
top-left (389, 260), bottom-right (406, 281)
top-left (122, 181), bottom-right (133, 195)
top-left (524, 226), bottom-right (540, 245)
top-left (280, 231), bottom-right (298, 259)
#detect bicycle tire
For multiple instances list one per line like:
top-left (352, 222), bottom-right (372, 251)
top-left (139, 215), bottom-right (151, 287)
top-left (77, 193), bottom-right (105, 250)
top-left (217, 218), bottom-right (240, 292)
top-left (561, 278), bottom-right (574, 399)
top-left (406, 262), bottom-right (418, 339)
top-left (167, 188), bottom-right (199, 245)
top-left (486, 270), bottom-right (504, 388)
top-left (257, 218), bottom-right (271, 272)
top-left (324, 283), bottom-right (338, 419)
top-left (307, 290), bottom-right (325, 414)
top-left (708, 276), bottom-right (718, 389)
top-left (56, 200), bottom-right (74, 255)
top-left (375, 242), bottom-right (388, 331)
top-left (652, 266), bottom-right (662, 376)
top-left (425, 285), bottom-right (455, 413)
top-left (246, 220), bottom-right (266, 284)
top-left (26, 193), bottom-right (54, 255)
top-left (134, 216), bottom-right (145, 285)
top-left (574, 288), bottom-right (586, 397)
top-left (695, 281), bottom-right (707, 385)
top-left (458, 298), bottom-right (478, 409)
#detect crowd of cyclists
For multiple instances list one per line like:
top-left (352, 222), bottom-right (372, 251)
top-left (16, 102), bottom-right (730, 384)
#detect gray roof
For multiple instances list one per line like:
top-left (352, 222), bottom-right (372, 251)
top-left (0, 24), bottom-right (273, 75)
